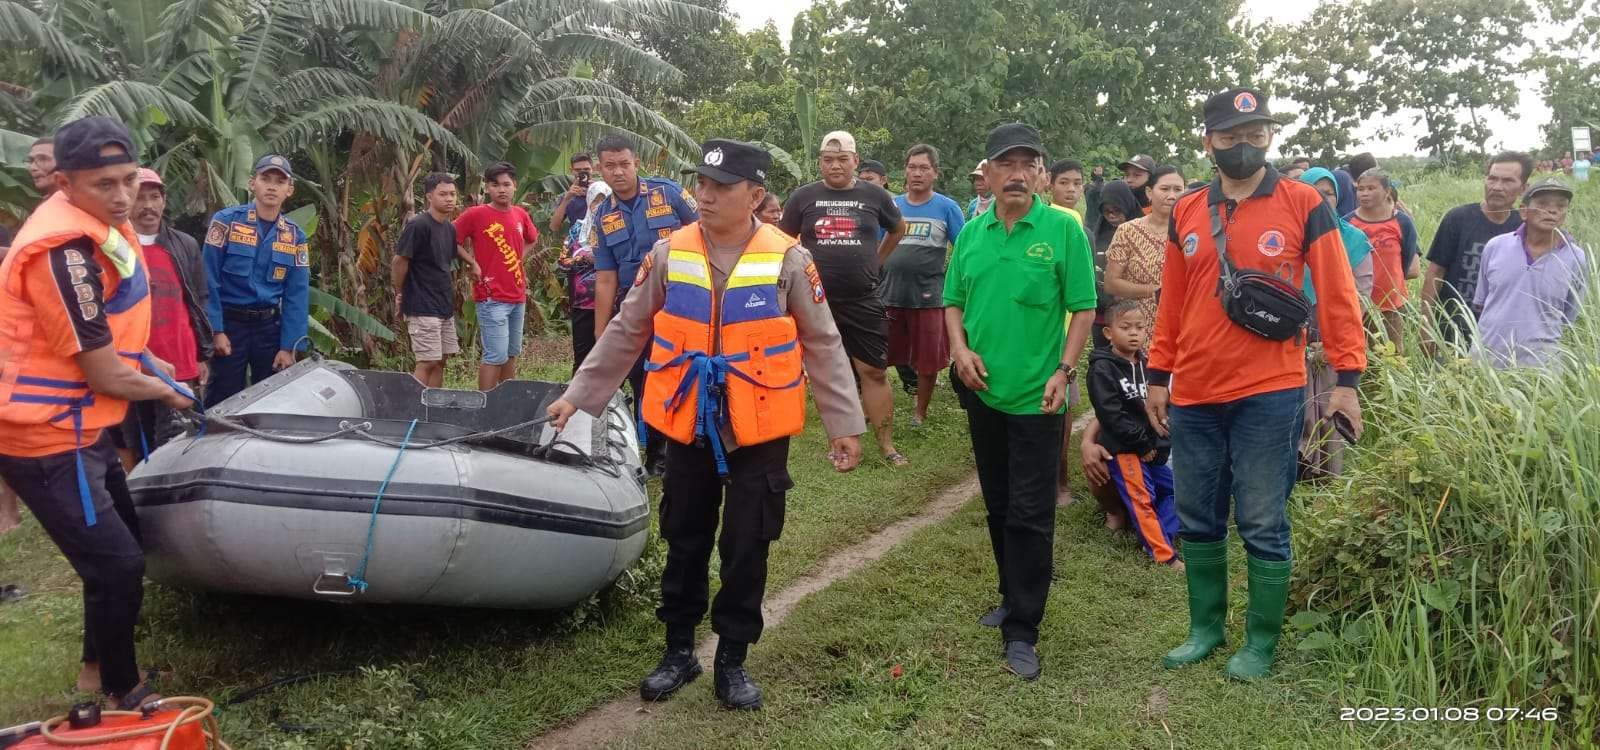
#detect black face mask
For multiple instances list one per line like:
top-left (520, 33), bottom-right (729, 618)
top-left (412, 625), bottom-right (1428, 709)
top-left (1213, 143), bottom-right (1267, 180)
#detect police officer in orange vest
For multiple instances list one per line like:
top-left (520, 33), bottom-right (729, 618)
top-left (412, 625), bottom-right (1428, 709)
top-left (549, 139), bottom-right (866, 711)
top-left (0, 117), bottom-right (194, 709)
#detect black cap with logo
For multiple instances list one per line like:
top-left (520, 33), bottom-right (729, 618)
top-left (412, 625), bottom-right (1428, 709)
top-left (687, 139), bottom-right (771, 186)
top-left (53, 117), bottom-right (138, 172)
top-left (984, 122), bottom-right (1047, 161)
top-left (1203, 87), bottom-right (1277, 132)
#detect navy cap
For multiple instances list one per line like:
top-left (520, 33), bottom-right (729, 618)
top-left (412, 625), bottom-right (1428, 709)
top-left (1204, 88), bottom-right (1277, 132)
top-left (253, 154), bottom-right (294, 179)
top-left (686, 139), bottom-right (771, 186)
top-left (985, 123), bottom-right (1047, 161)
top-left (53, 117), bottom-right (138, 172)
top-left (857, 159), bottom-right (887, 176)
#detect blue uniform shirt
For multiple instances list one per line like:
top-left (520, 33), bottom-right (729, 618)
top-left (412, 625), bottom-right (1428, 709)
top-left (202, 203), bottom-right (311, 351)
top-left (592, 177), bottom-right (699, 290)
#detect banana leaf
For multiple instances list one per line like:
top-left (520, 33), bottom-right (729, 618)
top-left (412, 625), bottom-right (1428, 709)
top-left (309, 286), bottom-right (397, 341)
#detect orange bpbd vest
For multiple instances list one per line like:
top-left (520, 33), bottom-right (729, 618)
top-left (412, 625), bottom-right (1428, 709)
top-left (643, 224), bottom-right (805, 474)
top-left (0, 194), bottom-right (151, 523)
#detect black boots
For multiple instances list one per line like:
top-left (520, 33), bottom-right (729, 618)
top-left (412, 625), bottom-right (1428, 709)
top-left (639, 626), bottom-right (701, 701)
top-left (713, 639), bottom-right (763, 711)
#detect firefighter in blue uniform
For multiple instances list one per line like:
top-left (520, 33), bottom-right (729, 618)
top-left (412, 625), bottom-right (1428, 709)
top-left (590, 134), bottom-right (699, 470)
top-left (202, 154), bottom-right (310, 406)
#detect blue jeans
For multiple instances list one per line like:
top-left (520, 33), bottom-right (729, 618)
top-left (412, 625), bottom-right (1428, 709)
top-left (478, 300), bottom-right (525, 366)
top-left (1168, 387), bottom-right (1304, 561)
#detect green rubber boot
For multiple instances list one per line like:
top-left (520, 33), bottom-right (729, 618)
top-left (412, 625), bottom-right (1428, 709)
top-left (1161, 539), bottom-right (1229, 669)
top-left (1224, 555), bottom-right (1293, 681)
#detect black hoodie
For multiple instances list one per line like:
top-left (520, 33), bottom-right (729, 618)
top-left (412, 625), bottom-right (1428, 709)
top-left (1087, 347), bottom-right (1170, 462)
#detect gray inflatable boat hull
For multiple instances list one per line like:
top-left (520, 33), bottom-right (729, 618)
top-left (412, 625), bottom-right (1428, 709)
top-left (128, 359), bottom-right (649, 610)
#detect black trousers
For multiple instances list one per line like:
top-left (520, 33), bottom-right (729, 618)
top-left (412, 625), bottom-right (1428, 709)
top-left (570, 307), bottom-right (597, 374)
top-left (656, 437), bottom-right (791, 644)
top-left (964, 395), bottom-right (1063, 644)
top-left (0, 434), bottom-right (145, 695)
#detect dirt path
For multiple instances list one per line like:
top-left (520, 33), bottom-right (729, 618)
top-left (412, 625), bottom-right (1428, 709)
top-left (529, 412), bottom-right (1095, 749)
top-left (527, 473), bottom-right (982, 750)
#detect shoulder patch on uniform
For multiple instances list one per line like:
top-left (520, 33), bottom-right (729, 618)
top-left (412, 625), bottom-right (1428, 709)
top-left (601, 211), bottom-right (626, 235)
top-left (634, 252), bottom-right (655, 286)
top-left (648, 189), bottom-right (665, 207)
top-left (205, 220), bottom-right (226, 246)
top-left (296, 244), bottom-right (311, 267)
top-left (681, 188), bottom-right (698, 211)
top-left (804, 261), bottom-right (825, 303)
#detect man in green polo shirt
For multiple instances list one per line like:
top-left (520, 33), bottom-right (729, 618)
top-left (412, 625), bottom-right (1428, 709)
top-left (944, 122), bottom-right (1097, 680)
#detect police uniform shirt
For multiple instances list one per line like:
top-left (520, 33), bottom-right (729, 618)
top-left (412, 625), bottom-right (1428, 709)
top-left (202, 203), bottom-right (311, 352)
top-left (592, 177), bottom-right (699, 292)
top-left (564, 217), bottom-right (867, 442)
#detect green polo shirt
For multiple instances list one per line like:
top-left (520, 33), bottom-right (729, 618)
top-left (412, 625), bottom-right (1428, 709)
top-left (943, 196), bottom-right (1097, 415)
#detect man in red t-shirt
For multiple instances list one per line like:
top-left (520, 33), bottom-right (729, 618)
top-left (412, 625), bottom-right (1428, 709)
top-left (116, 168), bottom-right (213, 469)
top-left (454, 162), bottom-right (538, 390)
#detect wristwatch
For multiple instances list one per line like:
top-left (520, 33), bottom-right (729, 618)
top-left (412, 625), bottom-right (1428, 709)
top-left (1056, 363), bottom-right (1078, 380)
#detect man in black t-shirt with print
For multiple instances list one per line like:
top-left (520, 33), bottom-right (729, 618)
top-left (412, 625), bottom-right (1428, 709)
top-left (781, 130), bottom-right (909, 465)
top-left (1420, 151), bottom-right (1529, 353)
top-left (393, 172), bottom-right (471, 388)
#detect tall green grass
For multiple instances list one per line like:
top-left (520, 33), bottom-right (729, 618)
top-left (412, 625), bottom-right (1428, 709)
top-left (1291, 174), bottom-right (1598, 746)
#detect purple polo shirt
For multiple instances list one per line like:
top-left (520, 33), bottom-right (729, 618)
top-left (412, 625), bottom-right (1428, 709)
top-left (1472, 226), bottom-right (1589, 368)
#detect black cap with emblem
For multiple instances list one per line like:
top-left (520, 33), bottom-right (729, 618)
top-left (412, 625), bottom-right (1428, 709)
top-left (686, 139), bottom-right (771, 186)
top-left (53, 117), bottom-right (138, 172)
top-left (1203, 87), bottom-right (1277, 132)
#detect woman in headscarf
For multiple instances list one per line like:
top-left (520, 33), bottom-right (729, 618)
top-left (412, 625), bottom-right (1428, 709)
top-left (558, 180), bottom-right (612, 373)
top-left (1090, 180), bottom-right (1143, 350)
top-left (1296, 167), bottom-right (1373, 479)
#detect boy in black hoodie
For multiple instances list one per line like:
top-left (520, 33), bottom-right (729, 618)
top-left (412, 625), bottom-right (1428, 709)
top-left (1088, 301), bottom-right (1180, 567)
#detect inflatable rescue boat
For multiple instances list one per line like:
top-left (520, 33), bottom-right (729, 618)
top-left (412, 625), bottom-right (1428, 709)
top-left (127, 359), bottom-right (649, 610)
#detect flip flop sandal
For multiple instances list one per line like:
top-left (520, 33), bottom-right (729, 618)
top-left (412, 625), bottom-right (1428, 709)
top-left (883, 451), bottom-right (910, 467)
top-left (111, 681), bottom-right (160, 711)
top-left (0, 584), bottom-right (26, 603)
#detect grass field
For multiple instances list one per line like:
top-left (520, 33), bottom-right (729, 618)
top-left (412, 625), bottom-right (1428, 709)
top-left (2, 170), bottom-right (1594, 748)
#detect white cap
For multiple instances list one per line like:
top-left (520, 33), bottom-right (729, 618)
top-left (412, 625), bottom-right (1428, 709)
top-left (820, 130), bottom-right (857, 154)
top-left (969, 160), bottom-right (987, 177)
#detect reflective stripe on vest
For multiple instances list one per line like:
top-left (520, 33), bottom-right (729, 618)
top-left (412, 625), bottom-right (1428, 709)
top-left (643, 224), bottom-right (806, 474)
top-left (0, 194), bottom-right (153, 525)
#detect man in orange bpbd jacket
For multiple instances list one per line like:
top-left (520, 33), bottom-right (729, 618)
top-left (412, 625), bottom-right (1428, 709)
top-left (0, 117), bottom-right (194, 709)
top-left (548, 139), bottom-right (866, 712)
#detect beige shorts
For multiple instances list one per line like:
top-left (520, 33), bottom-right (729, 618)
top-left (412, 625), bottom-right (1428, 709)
top-left (407, 316), bottom-right (460, 361)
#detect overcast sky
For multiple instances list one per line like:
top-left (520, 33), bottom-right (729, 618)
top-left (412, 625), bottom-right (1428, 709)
top-left (724, 0), bottom-right (1553, 156)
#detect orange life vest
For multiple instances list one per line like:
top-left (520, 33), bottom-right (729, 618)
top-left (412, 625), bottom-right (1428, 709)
top-left (0, 193), bottom-right (151, 522)
top-left (642, 224), bottom-right (805, 473)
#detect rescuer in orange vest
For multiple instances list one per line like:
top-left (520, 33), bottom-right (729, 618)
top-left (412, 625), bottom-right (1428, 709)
top-left (0, 117), bottom-right (194, 709)
top-left (548, 139), bottom-right (866, 711)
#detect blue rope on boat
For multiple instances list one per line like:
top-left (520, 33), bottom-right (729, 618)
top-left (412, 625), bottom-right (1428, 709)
top-left (346, 418), bottom-right (419, 593)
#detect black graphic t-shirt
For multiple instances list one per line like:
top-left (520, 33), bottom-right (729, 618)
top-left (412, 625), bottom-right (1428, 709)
top-left (1425, 202), bottom-right (1522, 341)
top-left (780, 180), bottom-right (903, 302)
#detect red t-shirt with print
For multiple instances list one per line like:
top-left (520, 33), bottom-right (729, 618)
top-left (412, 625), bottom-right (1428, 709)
top-left (454, 204), bottom-right (538, 303)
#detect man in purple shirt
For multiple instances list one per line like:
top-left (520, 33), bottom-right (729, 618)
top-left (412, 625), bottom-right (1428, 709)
top-left (1472, 179), bottom-right (1589, 368)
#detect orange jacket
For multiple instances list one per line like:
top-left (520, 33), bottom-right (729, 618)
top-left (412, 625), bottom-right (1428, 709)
top-left (1148, 172), bottom-right (1366, 405)
top-left (643, 224), bottom-right (804, 471)
top-left (0, 193), bottom-right (151, 458)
